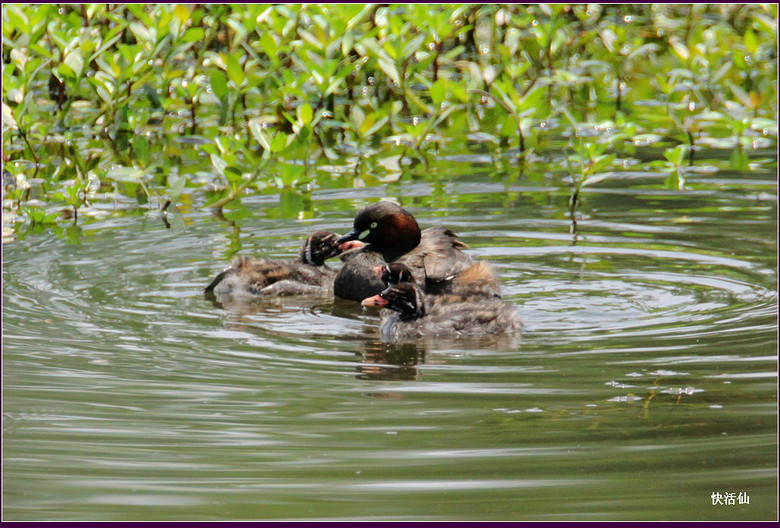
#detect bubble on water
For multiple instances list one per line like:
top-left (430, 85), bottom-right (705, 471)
top-left (688, 101), bottom-right (696, 112)
top-left (182, 80), bottom-right (189, 88)
top-left (744, 55), bottom-right (752, 64)
top-left (412, 116), bottom-right (419, 126)
top-left (531, 19), bottom-right (538, 26)
top-left (624, 15), bottom-right (633, 23)
top-left (367, 76), bottom-right (375, 85)
top-left (428, 42), bottom-right (435, 51)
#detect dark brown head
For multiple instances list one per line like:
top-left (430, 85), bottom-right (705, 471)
top-left (299, 231), bottom-right (342, 266)
top-left (337, 201), bottom-right (421, 261)
top-left (361, 282), bottom-right (426, 321)
top-left (374, 262), bottom-right (416, 287)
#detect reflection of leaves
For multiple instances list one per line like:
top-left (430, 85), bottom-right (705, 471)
top-left (663, 145), bottom-right (690, 166)
top-left (21, 206), bottom-right (58, 225)
top-left (106, 166), bottom-right (145, 183)
top-left (168, 174), bottom-right (187, 203)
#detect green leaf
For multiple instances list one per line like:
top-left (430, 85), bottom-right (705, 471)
top-left (341, 30), bottom-right (354, 56)
top-left (499, 114), bottom-right (517, 137)
top-left (182, 27), bottom-right (204, 43)
top-left (210, 69), bottom-right (228, 99)
top-left (2, 103), bottom-right (18, 130)
top-left (63, 49), bottom-right (84, 79)
top-left (249, 120), bottom-right (273, 151)
top-left (298, 29), bottom-right (323, 50)
top-left (133, 135), bottom-right (150, 165)
top-left (210, 153), bottom-right (228, 176)
top-left (271, 132), bottom-right (288, 153)
top-left (431, 79), bottom-right (447, 106)
top-left (226, 53), bottom-right (244, 86)
top-left (260, 33), bottom-right (277, 61)
top-left (224, 166), bottom-right (243, 184)
top-left (377, 57), bottom-right (400, 84)
top-left (729, 148), bottom-right (749, 170)
top-left (402, 33), bottom-right (425, 58)
top-left (129, 22), bottom-right (153, 44)
top-left (663, 145), bottom-right (689, 166)
top-left (22, 206), bottom-right (58, 225)
top-left (743, 29), bottom-right (758, 54)
top-left (297, 103), bottom-right (313, 126)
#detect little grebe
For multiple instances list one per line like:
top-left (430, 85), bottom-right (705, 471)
top-left (334, 201), bottom-right (474, 301)
top-left (361, 282), bottom-right (522, 341)
top-left (205, 230), bottom-right (345, 299)
top-left (375, 261), bottom-right (501, 300)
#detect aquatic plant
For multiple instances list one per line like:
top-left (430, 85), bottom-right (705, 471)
top-left (2, 4), bottom-right (777, 238)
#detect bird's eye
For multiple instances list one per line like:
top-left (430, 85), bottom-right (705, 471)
top-left (370, 222), bottom-right (378, 228)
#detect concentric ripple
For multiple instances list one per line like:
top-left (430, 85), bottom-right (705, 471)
top-left (2, 173), bottom-right (777, 521)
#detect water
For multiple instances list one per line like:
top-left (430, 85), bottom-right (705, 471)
top-left (2, 159), bottom-right (777, 520)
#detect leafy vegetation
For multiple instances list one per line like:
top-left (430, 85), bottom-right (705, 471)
top-left (2, 4), bottom-right (777, 237)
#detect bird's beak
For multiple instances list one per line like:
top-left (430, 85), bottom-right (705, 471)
top-left (361, 294), bottom-right (389, 307)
